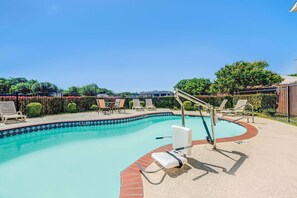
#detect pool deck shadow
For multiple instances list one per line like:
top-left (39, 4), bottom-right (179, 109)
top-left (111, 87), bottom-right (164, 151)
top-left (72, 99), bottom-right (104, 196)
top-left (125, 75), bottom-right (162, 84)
top-left (120, 117), bottom-right (258, 198)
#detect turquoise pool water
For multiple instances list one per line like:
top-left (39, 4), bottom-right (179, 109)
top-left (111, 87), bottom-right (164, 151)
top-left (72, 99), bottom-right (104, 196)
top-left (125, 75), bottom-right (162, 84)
top-left (0, 116), bottom-right (245, 198)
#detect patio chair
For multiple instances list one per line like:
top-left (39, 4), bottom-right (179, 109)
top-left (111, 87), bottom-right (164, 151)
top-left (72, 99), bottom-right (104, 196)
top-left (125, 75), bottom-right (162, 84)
top-left (0, 101), bottom-right (26, 124)
top-left (145, 99), bottom-right (156, 110)
top-left (215, 99), bottom-right (228, 112)
top-left (96, 99), bottom-right (111, 114)
top-left (114, 99), bottom-right (126, 113)
top-left (132, 99), bottom-right (144, 111)
top-left (136, 125), bottom-right (192, 172)
top-left (114, 99), bottom-right (121, 109)
top-left (221, 99), bottom-right (247, 116)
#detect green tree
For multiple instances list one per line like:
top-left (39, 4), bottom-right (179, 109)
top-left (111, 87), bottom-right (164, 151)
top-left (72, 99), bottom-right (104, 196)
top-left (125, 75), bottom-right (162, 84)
top-left (288, 73), bottom-right (297, 77)
top-left (80, 83), bottom-right (113, 96)
top-left (117, 92), bottom-right (138, 97)
top-left (81, 84), bottom-right (99, 96)
top-left (8, 77), bottom-right (28, 85)
top-left (98, 88), bottom-right (114, 95)
top-left (174, 78), bottom-right (212, 95)
top-left (31, 82), bottom-right (58, 95)
top-left (211, 61), bottom-right (283, 94)
top-left (9, 82), bottom-right (32, 94)
top-left (63, 86), bottom-right (82, 96)
top-left (0, 78), bottom-right (10, 93)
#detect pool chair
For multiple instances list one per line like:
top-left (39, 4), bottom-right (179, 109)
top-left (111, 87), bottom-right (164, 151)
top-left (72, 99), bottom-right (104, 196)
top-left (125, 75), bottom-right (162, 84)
top-left (145, 99), bottom-right (156, 111)
top-left (115, 99), bottom-right (126, 113)
top-left (221, 99), bottom-right (247, 116)
top-left (136, 125), bottom-right (192, 173)
top-left (0, 101), bottom-right (26, 124)
top-left (215, 99), bottom-right (228, 113)
top-left (132, 99), bottom-right (144, 111)
top-left (96, 99), bottom-right (111, 114)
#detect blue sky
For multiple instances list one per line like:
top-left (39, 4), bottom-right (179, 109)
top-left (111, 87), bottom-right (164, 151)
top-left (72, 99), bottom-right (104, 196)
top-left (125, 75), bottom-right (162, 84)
top-left (1, 0), bottom-right (297, 92)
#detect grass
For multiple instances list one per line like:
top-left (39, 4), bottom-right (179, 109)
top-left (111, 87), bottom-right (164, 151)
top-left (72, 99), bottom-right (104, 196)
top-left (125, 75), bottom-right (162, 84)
top-left (256, 113), bottom-right (297, 126)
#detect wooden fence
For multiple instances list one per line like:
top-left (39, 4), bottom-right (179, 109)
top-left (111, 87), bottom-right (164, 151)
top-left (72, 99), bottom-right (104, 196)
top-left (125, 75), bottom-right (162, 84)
top-left (277, 84), bottom-right (297, 116)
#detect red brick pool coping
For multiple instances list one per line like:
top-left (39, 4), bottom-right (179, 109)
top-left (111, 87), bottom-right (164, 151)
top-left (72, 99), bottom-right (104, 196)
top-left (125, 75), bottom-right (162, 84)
top-left (119, 118), bottom-right (258, 198)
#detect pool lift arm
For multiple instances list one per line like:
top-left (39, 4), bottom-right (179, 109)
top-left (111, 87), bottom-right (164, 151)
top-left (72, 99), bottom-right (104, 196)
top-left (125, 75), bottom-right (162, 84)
top-left (174, 88), bottom-right (217, 149)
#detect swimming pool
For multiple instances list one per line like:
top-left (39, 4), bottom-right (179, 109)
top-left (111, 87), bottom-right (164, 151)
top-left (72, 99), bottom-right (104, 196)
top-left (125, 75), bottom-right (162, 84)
top-left (0, 114), bottom-right (246, 198)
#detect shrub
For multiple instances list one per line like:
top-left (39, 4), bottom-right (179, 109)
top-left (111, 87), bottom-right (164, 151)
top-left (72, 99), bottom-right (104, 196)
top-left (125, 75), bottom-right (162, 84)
top-left (26, 102), bottom-right (42, 117)
top-left (67, 102), bottom-right (77, 113)
top-left (173, 106), bottom-right (179, 110)
top-left (90, 104), bottom-right (98, 111)
top-left (153, 97), bottom-right (180, 109)
top-left (233, 94), bottom-right (277, 112)
top-left (193, 104), bottom-right (201, 111)
top-left (140, 101), bottom-right (145, 107)
top-left (65, 96), bottom-right (96, 112)
top-left (262, 108), bottom-right (276, 116)
top-left (183, 100), bottom-right (192, 111)
top-left (129, 100), bottom-right (134, 109)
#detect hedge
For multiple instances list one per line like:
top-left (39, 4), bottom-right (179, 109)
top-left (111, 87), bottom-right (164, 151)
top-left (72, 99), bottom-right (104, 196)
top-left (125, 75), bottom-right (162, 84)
top-left (0, 93), bottom-right (278, 115)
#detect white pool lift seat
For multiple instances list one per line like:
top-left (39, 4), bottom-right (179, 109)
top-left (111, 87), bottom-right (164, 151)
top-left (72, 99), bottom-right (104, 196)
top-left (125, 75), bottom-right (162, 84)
top-left (137, 125), bottom-right (192, 172)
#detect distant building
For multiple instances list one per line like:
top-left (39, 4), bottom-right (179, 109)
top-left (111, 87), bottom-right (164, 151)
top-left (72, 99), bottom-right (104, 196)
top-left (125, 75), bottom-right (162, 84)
top-left (279, 75), bottom-right (297, 85)
top-left (97, 93), bottom-right (109, 98)
top-left (139, 90), bottom-right (174, 98)
top-left (238, 75), bottom-right (297, 94)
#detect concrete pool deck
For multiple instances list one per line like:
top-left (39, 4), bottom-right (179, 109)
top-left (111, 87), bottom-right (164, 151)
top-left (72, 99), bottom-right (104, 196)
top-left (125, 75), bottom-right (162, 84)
top-left (141, 116), bottom-right (297, 198)
top-left (0, 109), bottom-right (296, 198)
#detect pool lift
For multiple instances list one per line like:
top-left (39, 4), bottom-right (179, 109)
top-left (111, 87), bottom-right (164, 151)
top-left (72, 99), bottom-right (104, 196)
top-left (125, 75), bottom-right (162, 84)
top-left (174, 89), bottom-right (218, 149)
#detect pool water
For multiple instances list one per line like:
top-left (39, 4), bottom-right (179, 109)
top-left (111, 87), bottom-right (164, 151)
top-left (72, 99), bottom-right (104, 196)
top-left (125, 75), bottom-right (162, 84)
top-left (0, 116), bottom-right (245, 198)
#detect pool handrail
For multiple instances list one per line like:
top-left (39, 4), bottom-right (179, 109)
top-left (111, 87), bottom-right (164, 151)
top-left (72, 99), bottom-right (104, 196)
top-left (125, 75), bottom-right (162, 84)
top-left (174, 88), bottom-right (217, 149)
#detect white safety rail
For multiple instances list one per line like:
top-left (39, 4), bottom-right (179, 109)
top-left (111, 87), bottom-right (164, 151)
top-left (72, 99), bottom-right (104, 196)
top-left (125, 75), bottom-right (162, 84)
top-left (174, 89), bottom-right (217, 149)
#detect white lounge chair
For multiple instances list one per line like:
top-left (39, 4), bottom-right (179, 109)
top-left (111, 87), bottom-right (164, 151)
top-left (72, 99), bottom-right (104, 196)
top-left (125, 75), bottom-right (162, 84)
top-left (221, 99), bottom-right (247, 116)
top-left (215, 99), bottom-right (228, 112)
top-left (0, 101), bottom-right (26, 124)
top-left (132, 99), bottom-right (144, 111)
top-left (137, 125), bottom-right (192, 172)
top-left (145, 99), bottom-right (156, 111)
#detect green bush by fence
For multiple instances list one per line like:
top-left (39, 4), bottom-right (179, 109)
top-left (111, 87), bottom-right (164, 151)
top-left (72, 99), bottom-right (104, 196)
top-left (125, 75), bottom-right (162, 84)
top-left (0, 94), bottom-right (278, 116)
top-left (183, 101), bottom-right (192, 110)
top-left (66, 103), bottom-right (77, 113)
top-left (26, 102), bottom-right (42, 117)
top-left (90, 104), bottom-right (98, 111)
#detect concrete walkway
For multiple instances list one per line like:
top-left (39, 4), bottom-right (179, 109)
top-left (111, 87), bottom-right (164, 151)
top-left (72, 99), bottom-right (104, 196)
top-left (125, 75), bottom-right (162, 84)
top-left (142, 117), bottom-right (297, 198)
top-left (0, 109), bottom-right (171, 130)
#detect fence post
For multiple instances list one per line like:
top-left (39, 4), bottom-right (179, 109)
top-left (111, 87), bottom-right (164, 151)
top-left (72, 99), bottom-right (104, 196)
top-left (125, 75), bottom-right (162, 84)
top-left (60, 93), bottom-right (64, 113)
top-left (287, 85), bottom-right (290, 122)
top-left (16, 92), bottom-right (19, 111)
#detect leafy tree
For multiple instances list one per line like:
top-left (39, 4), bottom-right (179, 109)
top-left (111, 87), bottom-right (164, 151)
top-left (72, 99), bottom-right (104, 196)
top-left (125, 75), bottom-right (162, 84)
top-left (80, 83), bottom-right (113, 96)
top-left (9, 82), bottom-right (32, 94)
top-left (63, 86), bottom-right (82, 96)
top-left (81, 84), bottom-right (99, 96)
top-left (288, 73), bottom-right (297, 77)
top-left (31, 82), bottom-right (58, 95)
top-left (174, 78), bottom-right (212, 95)
top-left (211, 61), bottom-right (283, 94)
top-left (8, 77), bottom-right (28, 85)
top-left (98, 88), bottom-right (114, 95)
top-left (117, 92), bottom-right (138, 97)
top-left (0, 78), bottom-right (10, 93)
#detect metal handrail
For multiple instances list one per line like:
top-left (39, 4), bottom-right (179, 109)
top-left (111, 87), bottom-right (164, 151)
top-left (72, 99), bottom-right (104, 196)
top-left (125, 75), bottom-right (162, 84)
top-left (174, 88), bottom-right (217, 149)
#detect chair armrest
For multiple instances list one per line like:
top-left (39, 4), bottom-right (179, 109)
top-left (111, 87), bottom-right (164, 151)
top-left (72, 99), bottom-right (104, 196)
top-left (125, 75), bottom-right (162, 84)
top-left (233, 104), bottom-right (246, 111)
top-left (17, 111), bottom-right (23, 115)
